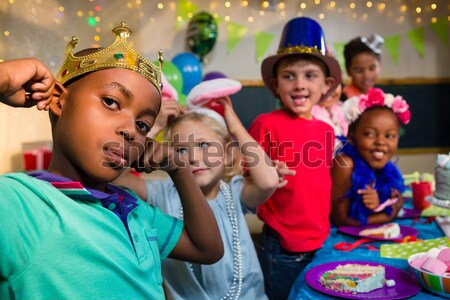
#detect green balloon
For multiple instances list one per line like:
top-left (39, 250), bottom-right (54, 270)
top-left (187, 12), bottom-right (217, 61)
top-left (178, 93), bottom-right (187, 106)
top-left (155, 60), bottom-right (183, 95)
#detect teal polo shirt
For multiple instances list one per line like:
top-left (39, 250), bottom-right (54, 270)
top-left (0, 172), bottom-right (183, 300)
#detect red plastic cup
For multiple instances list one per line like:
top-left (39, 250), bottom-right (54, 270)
top-left (411, 181), bottom-right (432, 210)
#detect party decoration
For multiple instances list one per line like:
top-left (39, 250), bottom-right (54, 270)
top-left (203, 71), bottom-right (227, 81)
top-left (384, 35), bottom-right (400, 64)
top-left (176, 0), bottom-right (199, 30)
top-left (159, 60), bottom-right (183, 96)
top-left (406, 27), bottom-right (425, 58)
top-left (430, 18), bottom-right (449, 45)
top-left (172, 52), bottom-right (202, 95)
top-left (178, 93), bottom-right (187, 106)
top-left (226, 21), bottom-right (248, 54)
top-left (255, 31), bottom-right (275, 62)
top-left (187, 12), bottom-right (218, 62)
top-left (332, 42), bottom-right (345, 73)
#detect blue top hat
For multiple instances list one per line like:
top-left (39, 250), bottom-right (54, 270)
top-left (261, 17), bottom-right (341, 100)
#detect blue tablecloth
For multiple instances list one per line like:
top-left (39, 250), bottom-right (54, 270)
top-left (288, 215), bottom-right (446, 299)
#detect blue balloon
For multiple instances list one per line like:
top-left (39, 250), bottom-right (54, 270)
top-left (172, 52), bottom-right (202, 95)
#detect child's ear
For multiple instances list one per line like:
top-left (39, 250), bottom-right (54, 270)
top-left (48, 82), bottom-right (67, 117)
top-left (321, 77), bottom-right (336, 100)
top-left (269, 78), bottom-right (279, 96)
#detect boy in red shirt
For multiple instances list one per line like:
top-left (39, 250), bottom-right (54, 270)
top-left (249, 17), bottom-right (341, 300)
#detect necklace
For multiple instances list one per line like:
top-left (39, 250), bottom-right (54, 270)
top-left (179, 180), bottom-right (243, 300)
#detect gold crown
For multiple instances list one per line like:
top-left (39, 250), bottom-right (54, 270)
top-left (56, 22), bottom-right (163, 94)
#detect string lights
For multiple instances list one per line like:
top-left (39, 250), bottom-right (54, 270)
top-left (0, 0), bottom-right (448, 63)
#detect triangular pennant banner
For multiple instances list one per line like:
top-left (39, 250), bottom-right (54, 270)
top-left (384, 35), bottom-right (401, 64)
top-left (406, 27), bottom-right (425, 58)
top-left (255, 31), bottom-right (274, 62)
top-left (332, 42), bottom-right (345, 73)
top-left (176, 0), bottom-right (198, 30)
top-left (430, 17), bottom-right (449, 45)
top-left (215, 16), bottom-right (224, 26)
top-left (226, 22), bottom-right (248, 54)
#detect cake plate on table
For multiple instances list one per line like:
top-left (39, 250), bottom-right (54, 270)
top-left (305, 260), bottom-right (421, 299)
top-left (338, 225), bottom-right (418, 241)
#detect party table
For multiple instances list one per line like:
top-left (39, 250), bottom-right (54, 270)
top-left (288, 207), bottom-right (447, 299)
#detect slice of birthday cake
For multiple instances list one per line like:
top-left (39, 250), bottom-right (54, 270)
top-left (319, 264), bottom-right (385, 293)
top-left (359, 223), bottom-right (401, 239)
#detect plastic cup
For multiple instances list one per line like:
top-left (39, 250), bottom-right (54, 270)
top-left (411, 181), bottom-right (432, 210)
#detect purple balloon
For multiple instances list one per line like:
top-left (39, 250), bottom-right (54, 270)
top-left (203, 71), bottom-right (227, 81)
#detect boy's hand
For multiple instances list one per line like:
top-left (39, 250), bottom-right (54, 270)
top-left (148, 99), bottom-right (187, 139)
top-left (0, 58), bottom-right (55, 110)
top-left (273, 159), bottom-right (296, 188)
top-left (132, 138), bottom-right (185, 174)
top-left (358, 184), bottom-right (380, 210)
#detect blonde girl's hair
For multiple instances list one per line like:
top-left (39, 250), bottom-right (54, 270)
top-left (163, 112), bottom-right (244, 182)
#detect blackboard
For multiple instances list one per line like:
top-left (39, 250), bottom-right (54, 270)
top-left (230, 83), bottom-right (450, 149)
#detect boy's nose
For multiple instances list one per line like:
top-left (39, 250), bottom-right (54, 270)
top-left (294, 78), bottom-right (306, 90)
top-left (120, 130), bottom-right (135, 142)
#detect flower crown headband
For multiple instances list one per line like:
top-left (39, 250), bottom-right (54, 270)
top-left (342, 88), bottom-right (411, 125)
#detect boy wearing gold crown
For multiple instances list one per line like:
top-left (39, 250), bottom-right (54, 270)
top-left (0, 23), bottom-right (223, 300)
top-left (248, 17), bottom-right (342, 300)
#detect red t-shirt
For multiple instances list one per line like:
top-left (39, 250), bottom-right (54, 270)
top-left (249, 109), bottom-right (334, 252)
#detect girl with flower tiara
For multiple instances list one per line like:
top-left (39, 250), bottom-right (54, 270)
top-left (330, 88), bottom-right (411, 227)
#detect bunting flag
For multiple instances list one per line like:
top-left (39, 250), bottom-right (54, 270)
top-left (226, 21), bottom-right (248, 54)
top-left (332, 42), bottom-right (345, 73)
top-left (384, 35), bottom-right (401, 64)
top-left (255, 31), bottom-right (274, 62)
top-left (176, 0), bottom-right (198, 30)
top-left (430, 17), bottom-right (449, 45)
top-left (406, 27), bottom-right (425, 58)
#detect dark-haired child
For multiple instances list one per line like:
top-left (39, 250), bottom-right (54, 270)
top-left (331, 88), bottom-right (411, 226)
top-left (0, 23), bottom-right (223, 300)
top-left (343, 34), bottom-right (384, 99)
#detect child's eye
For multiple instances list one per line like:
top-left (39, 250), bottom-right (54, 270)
top-left (102, 97), bottom-right (119, 110)
top-left (306, 72), bottom-right (318, 79)
top-left (387, 133), bottom-right (399, 140)
top-left (136, 121), bottom-right (151, 133)
top-left (281, 73), bottom-right (294, 80)
top-left (363, 131), bottom-right (375, 138)
top-left (200, 142), bottom-right (209, 149)
top-left (176, 147), bottom-right (188, 155)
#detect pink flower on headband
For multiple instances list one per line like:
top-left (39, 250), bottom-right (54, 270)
top-left (343, 88), bottom-right (411, 125)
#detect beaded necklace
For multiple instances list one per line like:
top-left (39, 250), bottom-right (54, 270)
top-left (179, 180), bottom-right (243, 300)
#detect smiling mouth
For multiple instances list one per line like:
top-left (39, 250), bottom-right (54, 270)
top-left (292, 96), bottom-right (308, 106)
top-left (372, 151), bottom-right (385, 160)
